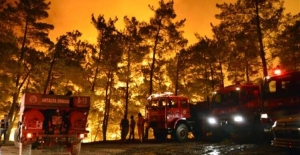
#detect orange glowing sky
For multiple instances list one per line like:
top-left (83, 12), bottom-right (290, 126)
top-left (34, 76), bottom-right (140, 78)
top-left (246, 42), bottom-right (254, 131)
top-left (46, 0), bottom-right (300, 45)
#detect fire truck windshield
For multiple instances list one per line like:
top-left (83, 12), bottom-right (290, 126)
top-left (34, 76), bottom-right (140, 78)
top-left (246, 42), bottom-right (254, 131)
top-left (212, 90), bottom-right (239, 108)
top-left (147, 98), bottom-right (179, 109)
top-left (147, 99), bottom-right (166, 109)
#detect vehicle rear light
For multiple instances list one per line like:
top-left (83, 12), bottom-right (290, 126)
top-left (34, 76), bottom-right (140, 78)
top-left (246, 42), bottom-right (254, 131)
top-left (26, 133), bottom-right (33, 138)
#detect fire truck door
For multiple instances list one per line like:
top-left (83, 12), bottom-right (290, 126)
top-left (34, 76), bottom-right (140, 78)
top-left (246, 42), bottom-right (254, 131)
top-left (167, 99), bottom-right (180, 120)
top-left (179, 99), bottom-right (189, 118)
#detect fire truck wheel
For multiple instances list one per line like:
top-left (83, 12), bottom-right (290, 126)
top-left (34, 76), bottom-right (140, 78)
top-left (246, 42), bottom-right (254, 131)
top-left (14, 128), bottom-right (21, 148)
top-left (175, 124), bottom-right (188, 142)
top-left (252, 119), bottom-right (265, 144)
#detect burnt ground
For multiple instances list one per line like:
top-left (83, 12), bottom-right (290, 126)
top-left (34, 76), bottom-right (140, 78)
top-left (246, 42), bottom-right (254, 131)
top-left (2, 139), bottom-right (300, 155)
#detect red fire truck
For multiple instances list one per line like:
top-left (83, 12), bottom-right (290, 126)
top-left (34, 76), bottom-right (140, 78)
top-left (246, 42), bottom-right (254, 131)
top-left (260, 70), bottom-right (300, 143)
top-left (14, 92), bottom-right (90, 155)
top-left (146, 92), bottom-right (209, 142)
top-left (204, 83), bottom-right (264, 143)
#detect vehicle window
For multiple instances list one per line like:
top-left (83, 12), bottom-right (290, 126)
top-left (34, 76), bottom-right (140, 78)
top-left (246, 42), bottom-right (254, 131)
top-left (240, 87), bottom-right (259, 104)
top-left (159, 100), bottom-right (166, 107)
top-left (268, 80), bottom-right (276, 93)
top-left (213, 94), bottom-right (221, 103)
top-left (212, 91), bottom-right (239, 107)
top-left (262, 72), bottom-right (300, 98)
top-left (168, 99), bottom-right (178, 108)
top-left (269, 80), bottom-right (290, 93)
top-left (285, 81), bottom-right (300, 92)
top-left (181, 100), bottom-right (188, 108)
top-left (149, 99), bottom-right (166, 109)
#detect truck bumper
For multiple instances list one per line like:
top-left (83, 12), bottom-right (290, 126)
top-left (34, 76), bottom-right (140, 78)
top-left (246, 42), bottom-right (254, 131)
top-left (272, 138), bottom-right (300, 148)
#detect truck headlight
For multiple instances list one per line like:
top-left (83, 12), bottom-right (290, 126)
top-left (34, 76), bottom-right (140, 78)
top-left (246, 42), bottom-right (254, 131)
top-left (233, 115), bottom-right (243, 122)
top-left (272, 121), bottom-right (277, 128)
top-left (26, 133), bottom-right (33, 138)
top-left (261, 113), bottom-right (268, 119)
top-left (207, 117), bottom-right (217, 124)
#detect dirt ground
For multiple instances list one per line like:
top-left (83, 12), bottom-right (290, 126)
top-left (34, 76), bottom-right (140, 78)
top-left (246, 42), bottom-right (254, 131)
top-left (2, 139), bottom-right (300, 155)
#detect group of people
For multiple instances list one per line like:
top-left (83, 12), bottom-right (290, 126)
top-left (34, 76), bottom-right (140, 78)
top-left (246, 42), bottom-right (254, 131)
top-left (120, 112), bottom-right (146, 143)
top-left (0, 114), bottom-right (8, 144)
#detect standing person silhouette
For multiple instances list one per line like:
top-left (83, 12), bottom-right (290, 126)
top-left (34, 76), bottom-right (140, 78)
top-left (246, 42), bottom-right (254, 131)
top-left (0, 115), bottom-right (9, 144)
top-left (128, 115), bottom-right (136, 141)
top-left (137, 113), bottom-right (145, 143)
top-left (120, 114), bottom-right (129, 143)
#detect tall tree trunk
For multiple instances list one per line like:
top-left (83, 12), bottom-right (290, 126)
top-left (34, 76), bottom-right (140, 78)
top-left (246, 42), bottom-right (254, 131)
top-left (102, 74), bottom-right (110, 141)
top-left (7, 11), bottom-right (30, 140)
top-left (175, 54), bottom-right (179, 96)
top-left (254, 0), bottom-right (268, 77)
top-left (43, 45), bottom-right (60, 94)
top-left (93, 113), bottom-right (102, 142)
top-left (102, 69), bottom-right (113, 141)
top-left (125, 46), bottom-right (131, 116)
top-left (209, 63), bottom-right (215, 90)
top-left (92, 33), bottom-right (103, 92)
top-left (218, 60), bottom-right (224, 87)
top-left (246, 61), bottom-right (250, 82)
top-left (149, 23), bottom-right (162, 96)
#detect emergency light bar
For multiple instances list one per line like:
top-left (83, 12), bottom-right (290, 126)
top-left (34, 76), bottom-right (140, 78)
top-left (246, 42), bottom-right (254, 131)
top-left (274, 69), bottom-right (281, 75)
top-left (147, 92), bottom-right (174, 100)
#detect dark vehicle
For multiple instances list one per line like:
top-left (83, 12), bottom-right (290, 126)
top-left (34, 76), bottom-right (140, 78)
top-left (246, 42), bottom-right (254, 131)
top-left (146, 92), bottom-right (209, 142)
top-left (260, 71), bottom-right (300, 132)
top-left (204, 83), bottom-right (264, 142)
top-left (260, 70), bottom-right (300, 148)
top-left (15, 92), bottom-right (90, 155)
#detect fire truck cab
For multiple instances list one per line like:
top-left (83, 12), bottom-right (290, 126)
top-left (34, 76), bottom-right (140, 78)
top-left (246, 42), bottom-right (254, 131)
top-left (204, 83), bottom-right (264, 142)
top-left (260, 71), bottom-right (300, 131)
top-left (146, 92), bottom-right (195, 142)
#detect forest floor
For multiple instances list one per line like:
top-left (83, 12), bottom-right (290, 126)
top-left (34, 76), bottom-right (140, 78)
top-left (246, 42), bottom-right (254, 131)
top-left (2, 139), bottom-right (300, 155)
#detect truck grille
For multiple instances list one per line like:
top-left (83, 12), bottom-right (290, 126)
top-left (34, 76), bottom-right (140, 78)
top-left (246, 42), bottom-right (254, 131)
top-left (273, 128), bottom-right (300, 139)
top-left (273, 119), bottom-right (300, 140)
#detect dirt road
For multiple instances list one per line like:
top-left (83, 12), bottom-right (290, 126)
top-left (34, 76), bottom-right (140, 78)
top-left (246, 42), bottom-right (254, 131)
top-left (2, 140), bottom-right (299, 155)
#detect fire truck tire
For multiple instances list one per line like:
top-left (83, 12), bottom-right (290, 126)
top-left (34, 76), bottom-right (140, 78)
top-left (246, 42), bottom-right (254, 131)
top-left (14, 128), bottom-right (21, 148)
top-left (252, 118), bottom-right (265, 144)
top-left (192, 121), bottom-right (204, 140)
top-left (153, 130), bottom-right (167, 141)
top-left (175, 124), bottom-right (188, 142)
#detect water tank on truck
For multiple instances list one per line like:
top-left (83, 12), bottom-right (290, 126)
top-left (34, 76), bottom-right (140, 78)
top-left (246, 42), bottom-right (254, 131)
top-left (14, 92), bottom-right (90, 155)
